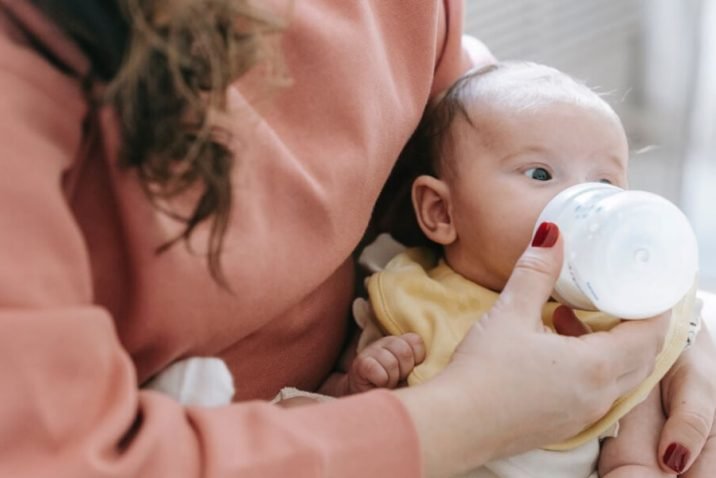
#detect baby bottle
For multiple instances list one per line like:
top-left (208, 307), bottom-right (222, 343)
top-left (535, 182), bottom-right (698, 319)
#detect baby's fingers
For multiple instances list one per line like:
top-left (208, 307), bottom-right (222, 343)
top-left (353, 355), bottom-right (391, 389)
top-left (359, 334), bottom-right (425, 388)
top-left (387, 333), bottom-right (426, 381)
top-left (397, 333), bottom-right (427, 369)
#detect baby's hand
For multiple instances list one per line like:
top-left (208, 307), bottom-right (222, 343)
top-left (345, 333), bottom-right (425, 394)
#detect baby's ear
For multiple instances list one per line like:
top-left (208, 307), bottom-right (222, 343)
top-left (411, 175), bottom-right (457, 245)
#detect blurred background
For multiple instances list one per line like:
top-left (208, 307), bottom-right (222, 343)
top-left (466, 0), bottom-right (716, 291)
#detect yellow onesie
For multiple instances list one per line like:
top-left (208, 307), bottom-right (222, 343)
top-left (366, 247), bottom-right (696, 451)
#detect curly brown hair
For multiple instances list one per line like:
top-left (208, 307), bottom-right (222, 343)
top-left (30, 0), bottom-right (284, 288)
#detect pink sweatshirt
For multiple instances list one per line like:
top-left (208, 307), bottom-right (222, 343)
top-left (0, 0), bottom-right (478, 476)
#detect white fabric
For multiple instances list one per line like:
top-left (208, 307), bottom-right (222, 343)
top-left (358, 233), bottom-right (407, 273)
top-left (458, 439), bottom-right (599, 478)
top-left (143, 357), bottom-right (235, 407)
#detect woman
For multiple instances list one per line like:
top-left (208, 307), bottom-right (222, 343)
top-left (0, 0), bottom-right (713, 476)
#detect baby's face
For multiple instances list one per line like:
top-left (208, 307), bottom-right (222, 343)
top-left (443, 101), bottom-right (629, 291)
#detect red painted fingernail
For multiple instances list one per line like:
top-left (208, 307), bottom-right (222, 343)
top-left (531, 222), bottom-right (559, 248)
top-left (663, 443), bottom-right (690, 473)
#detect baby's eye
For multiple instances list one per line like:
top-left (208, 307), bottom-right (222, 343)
top-left (524, 167), bottom-right (552, 181)
top-left (598, 178), bottom-right (613, 184)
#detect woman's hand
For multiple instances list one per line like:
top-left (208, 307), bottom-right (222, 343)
top-left (555, 291), bottom-right (716, 476)
top-left (395, 223), bottom-right (670, 477)
top-left (658, 322), bottom-right (716, 476)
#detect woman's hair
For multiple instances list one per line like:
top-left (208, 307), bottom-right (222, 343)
top-left (30, 0), bottom-right (283, 287)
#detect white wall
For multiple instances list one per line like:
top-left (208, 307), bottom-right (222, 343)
top-left (682, 0), bottom-right (716, 290)
top-left (465, 0), bottom-right (716, 290)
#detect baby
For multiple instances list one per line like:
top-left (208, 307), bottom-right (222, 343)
top-left (357, 62), bottom-right (694, 478)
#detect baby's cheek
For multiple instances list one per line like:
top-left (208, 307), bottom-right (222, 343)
top-left (488, 195), bottom-right (552, 289)
top-left (501, 223), bottom-right (539, 280)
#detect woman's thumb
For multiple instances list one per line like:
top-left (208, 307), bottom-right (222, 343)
top-left (496, 222), bottom-right (564, 327)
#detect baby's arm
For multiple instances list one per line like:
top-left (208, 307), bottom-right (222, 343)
top-left (318, 333), bottom-right (425, 397)
top-left (599, 387), bottom-right (676, 478)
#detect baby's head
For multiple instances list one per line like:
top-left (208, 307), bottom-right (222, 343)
top-left (411, 62), bottom-right (629, 291)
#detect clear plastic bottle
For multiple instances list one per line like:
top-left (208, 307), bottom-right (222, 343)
top-left (535, 183), bottom-right (699, 319)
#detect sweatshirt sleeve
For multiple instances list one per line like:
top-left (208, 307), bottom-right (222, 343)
top-left (0, 21), bottom-right (422, 478)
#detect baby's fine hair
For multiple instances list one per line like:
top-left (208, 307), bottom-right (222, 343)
top-left (456, 61), bottom-right (618, 116)
top-left (418, 61), bottom-right (621, 176)
top-left (372, 61), bottom-right (620, 249)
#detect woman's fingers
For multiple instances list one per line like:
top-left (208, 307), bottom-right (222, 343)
top-left (552, 305), bottom-right (591, 337)
top-left (659, 384), bottom-right (714, 474)
top-left (659, 325), bottom-right (716, 475)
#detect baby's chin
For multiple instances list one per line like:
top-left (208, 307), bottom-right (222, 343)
top-left (462, 269), bottom-right (509, 293)
top-left (443, 253), bottom-right (512, 292)
top-left (462, 262), bottom-right (560, 302)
